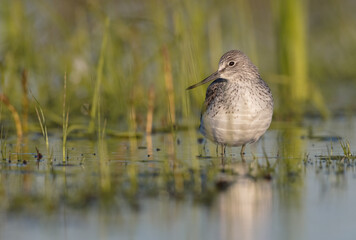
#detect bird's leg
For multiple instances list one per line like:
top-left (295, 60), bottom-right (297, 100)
top-left (221, 155), bottom-right (225, 165)
top-left (220, 144), bottom-right (226, 165)
top-left (240, 144), bottom-right (246, 156)
top-left (240, 144), bottom-right (246, 161)
top-left (203, 139), bottom-right (207, 156)
top-left (219, 144), bottom-right (227, 156)
top-left (216, 144), bottom-right (219, 156)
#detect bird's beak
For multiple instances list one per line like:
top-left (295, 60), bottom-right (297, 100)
top-left (186, 71), bottom-right (220, 90)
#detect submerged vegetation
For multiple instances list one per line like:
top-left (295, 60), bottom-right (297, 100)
top-left (0, 130), bottom-right (354, 214)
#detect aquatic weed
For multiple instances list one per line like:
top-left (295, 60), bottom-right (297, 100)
top-left (62, 72), bottom-right (69, 164)
top-left (32, 93), bottom-right (53, 164)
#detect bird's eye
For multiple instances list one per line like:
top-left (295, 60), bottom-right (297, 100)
top-left (228, 61), bottom-right (235, 66)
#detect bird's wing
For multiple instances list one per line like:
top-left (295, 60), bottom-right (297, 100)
top-left (202, 79), bottom-right (227, 114)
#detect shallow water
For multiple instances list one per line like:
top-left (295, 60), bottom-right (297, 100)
top-left (1, 116), bottom-right (356, 240)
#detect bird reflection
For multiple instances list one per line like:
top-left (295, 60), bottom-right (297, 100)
top-left (218, 162), bottom-right (273, 240)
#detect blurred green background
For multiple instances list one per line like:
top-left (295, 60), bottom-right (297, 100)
top-left (1, 0), bottom-right (356, 134)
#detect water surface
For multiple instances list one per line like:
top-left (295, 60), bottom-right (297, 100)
top-left (1, 117), bottom-right (356, 240)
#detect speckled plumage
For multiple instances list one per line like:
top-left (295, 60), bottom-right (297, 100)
top-left (187, 50), bottom-right (273, 152)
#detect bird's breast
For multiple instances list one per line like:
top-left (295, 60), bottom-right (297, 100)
top-left (200, 83), bottom-right (273, 146)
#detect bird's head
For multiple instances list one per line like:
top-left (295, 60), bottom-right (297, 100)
top-left (186, 50), bottom-right (259, 90)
